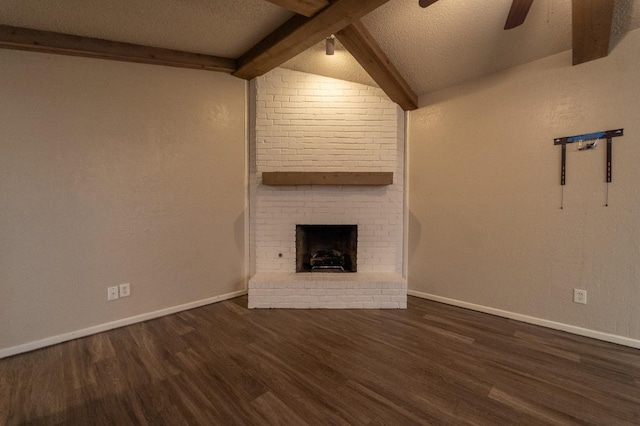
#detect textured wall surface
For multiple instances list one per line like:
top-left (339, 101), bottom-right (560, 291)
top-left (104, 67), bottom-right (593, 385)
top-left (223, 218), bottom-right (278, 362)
top-left (0, 50), bottom-right (246, 352)
top-left (251, 68), bottom-right (404, 274)
top-left (409, 28), bottom-right (640, 340)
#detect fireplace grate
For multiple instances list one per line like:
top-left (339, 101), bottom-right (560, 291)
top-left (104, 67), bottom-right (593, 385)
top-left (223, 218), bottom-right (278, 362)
top-left (296, 225), bottom-right (357, 273)
top-left (310, 249), bottom-right (346, 271)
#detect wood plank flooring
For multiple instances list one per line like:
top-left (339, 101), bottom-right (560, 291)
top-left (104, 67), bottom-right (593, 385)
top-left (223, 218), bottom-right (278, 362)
top-left (1, 296), bottom-right (639, 425)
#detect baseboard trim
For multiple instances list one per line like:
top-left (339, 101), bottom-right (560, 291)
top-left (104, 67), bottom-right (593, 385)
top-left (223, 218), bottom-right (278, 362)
top-left (0, 289), bottom-right (248, 359)
top-left (408, 290), bottom-right (640, 349)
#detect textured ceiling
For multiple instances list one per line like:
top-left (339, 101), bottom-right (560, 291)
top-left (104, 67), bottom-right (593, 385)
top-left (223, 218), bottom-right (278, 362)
top-left (1, 0), bottom-right (639, 97)
top-left (363, 0), bottom-right (573, 95)
top-left (0, 0), bottom-right (294, 58)
top-left (281, 38), bottom-right (378, 88)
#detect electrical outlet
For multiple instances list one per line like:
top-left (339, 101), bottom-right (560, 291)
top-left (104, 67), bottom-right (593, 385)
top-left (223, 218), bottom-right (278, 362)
top-left (119, 283), bottom-right (130, 298)
top-left (574, 289), bottom-right (587, 304)
top-left (107, 286), bottom-right (119, 301)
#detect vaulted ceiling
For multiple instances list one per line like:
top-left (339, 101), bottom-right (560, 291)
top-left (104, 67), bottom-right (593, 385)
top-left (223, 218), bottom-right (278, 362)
top-left (1, 0), bottom-right (639, 111)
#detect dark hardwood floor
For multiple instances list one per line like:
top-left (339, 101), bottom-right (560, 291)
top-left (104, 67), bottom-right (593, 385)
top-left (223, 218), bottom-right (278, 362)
top-left (1, 296), bottom-right (639, 425)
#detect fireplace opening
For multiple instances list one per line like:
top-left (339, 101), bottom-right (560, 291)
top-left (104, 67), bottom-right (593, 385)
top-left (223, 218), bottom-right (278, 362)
top-left (296, 225), bottom-right (357, 272)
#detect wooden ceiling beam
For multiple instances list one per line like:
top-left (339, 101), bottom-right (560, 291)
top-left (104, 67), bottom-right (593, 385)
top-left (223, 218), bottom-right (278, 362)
top-left (233, 0), bottom-right (391, 80)
top-left (337, 21), bottom-right (417, 111)
top-left (264, 0), bottom-right (329, 17)
top-left (572, 0), bottom-right (615, 65)
top-left (0, 25), bottom-right (236, 73)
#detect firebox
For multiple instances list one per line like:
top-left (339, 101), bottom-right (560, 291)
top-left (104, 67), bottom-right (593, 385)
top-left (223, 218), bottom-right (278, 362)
top-left (296, 225), bottom-right (357, 272)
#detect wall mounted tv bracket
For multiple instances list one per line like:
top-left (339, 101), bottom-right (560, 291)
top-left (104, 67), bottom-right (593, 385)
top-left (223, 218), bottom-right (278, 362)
top-left (553, 128), bottom-right (623, 208)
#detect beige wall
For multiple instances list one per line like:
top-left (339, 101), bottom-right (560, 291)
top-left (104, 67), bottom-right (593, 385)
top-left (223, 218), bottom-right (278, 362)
top-left (408, 28), bottom-right (640, 340)
top-left (0, 50), bottom-right (246, 353)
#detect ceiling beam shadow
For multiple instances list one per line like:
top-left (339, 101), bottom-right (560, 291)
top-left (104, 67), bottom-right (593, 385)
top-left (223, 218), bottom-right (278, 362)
top-left (337, 20), bottom-right (418, 111)
top-left (0, 25), bottom-right (236, 73)
top-left (264, 0), bottom-right (330, 17)
top-left (572, 0), bottom-right (615, 65)
top-left (233, 0), bottom-right (391, 80)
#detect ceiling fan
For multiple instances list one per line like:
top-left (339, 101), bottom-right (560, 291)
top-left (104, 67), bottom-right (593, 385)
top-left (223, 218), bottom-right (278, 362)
top-left (419, 0), bottom-right (534, 30)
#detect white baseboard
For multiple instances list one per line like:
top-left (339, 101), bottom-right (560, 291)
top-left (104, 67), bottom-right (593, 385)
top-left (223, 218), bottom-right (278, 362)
top-left (408, 290), bottom-right (640, 349)
top-left (5, 289), bottom-right (636, 358)
top-left (0, 289), bottom-right (248, 359)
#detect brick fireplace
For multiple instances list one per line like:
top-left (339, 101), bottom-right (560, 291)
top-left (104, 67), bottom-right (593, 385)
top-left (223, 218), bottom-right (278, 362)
top-left (248, 68), bottom-right (407, 309)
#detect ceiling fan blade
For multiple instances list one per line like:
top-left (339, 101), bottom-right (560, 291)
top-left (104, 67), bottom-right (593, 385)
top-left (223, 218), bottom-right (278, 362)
top-left (504, 0), bottom-right (534, 29)
top-left (419, 0), bottom-right (439, 8)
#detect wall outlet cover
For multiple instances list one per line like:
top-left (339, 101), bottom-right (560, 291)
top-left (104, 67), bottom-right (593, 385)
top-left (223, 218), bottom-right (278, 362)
top-left (107, 286), bottom-right (119, 301)
top-left (574, 289), bottom-right (587, 304)
top-left (119, 283), bottom-right (131, 298)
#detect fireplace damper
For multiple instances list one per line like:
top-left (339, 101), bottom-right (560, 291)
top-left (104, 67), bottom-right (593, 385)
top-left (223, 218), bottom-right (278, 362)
top-left (296, 225), bottom-right (357, 272)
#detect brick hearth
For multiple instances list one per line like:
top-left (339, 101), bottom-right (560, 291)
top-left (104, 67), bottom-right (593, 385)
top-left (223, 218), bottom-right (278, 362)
top-left (249, 273), bottom-right (407, 309)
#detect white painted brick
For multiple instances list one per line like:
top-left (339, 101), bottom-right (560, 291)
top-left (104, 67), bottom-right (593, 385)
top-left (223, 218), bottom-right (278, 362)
top-left (293, 303), bottom-right (311, 309)
top-left (252, 68), bottom-right (406, 306)
top-left (250, 289), bottom-right (274, 296)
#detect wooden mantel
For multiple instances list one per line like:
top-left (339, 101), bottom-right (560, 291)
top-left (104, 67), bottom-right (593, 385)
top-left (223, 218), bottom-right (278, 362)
top-left (262, 172), bottom-right (393, 186)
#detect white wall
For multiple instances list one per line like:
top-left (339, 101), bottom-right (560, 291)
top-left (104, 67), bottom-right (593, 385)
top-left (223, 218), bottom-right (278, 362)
top-left (251, 68), bottom-right (405, 274)
top-left (408, 28), bottom-right (640, 342)
top-left (0, 50), bottom-right (247, 355)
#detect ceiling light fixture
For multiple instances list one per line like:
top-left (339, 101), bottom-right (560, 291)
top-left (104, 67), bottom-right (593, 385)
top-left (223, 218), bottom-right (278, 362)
top-left (325, 35), bottom-right (335, 55)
